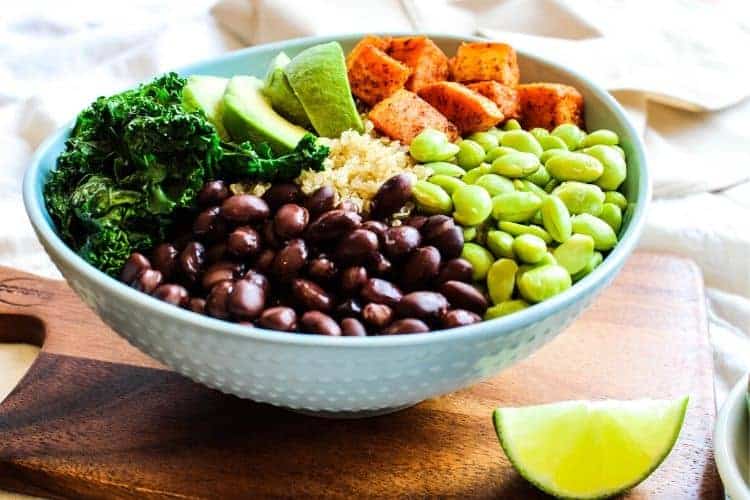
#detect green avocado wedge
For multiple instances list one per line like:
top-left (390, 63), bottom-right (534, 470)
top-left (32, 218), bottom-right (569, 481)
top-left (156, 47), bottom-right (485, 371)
top-left (284, 41), bottom-right (364, 137)
top-left (181, 75), bottom-right (230, 139)
top-left (222, 76), bottom-right (308, 154)
top-left (263, 52), bottom-right (313, 129)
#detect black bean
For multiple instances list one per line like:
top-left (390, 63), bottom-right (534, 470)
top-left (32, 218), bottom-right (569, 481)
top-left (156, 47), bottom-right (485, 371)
top-left (274, 203), bottom-right (309, 239)
top-left (306, 209), bottom-right (362, 242)
top-left (179, 242), bottom-right (205, 282)
top-left (362, 220), bottom-right (388, 242)
top-left (382, 318), bottom-right (430, 335)
top-left (272, 239), bottom-right (308, 282)
top-left (421, 215), bottom-right (453, 240)
top-left (197, 180), bottom-right (230, 206)
top-left (201, 261), bottom-right (238, 290)
top-left (340, 266), bottom-right (368, 294)
top-left (367, 252), bottom-right (392, 276)
top-left (121, 253), bottom-right (150, 283)
top-left (193, 206), bottom-right (228, 242)
top-left (204, 242), bottom-right (227, 264)
top-left (292, 278), bottom-right (333, 312)
top-left (244, 269), bottom-right (270, 294)
top-left (221, 194), bottom-right (270, 223)
top-left (335, 229), bottom-right (378, 264)
top-left (405, 215), bottom-right (428, 231)
top-left (229, 279), bottom-right (266, 320)
top-left (257, 306), bottom-right (297, 331)
top-left (436, 258), bottom-right (474, 285)
top-left (441, 309), bottom-right (481, 328)
top-left (401, 246), bottom-right (441, 289)
top-left (151, 244), bottom-right (178, 280)
top-left (252, 249), bottom-right (276, 274)
top-left (361, 278), bottom-right (402, 307)
top-left (262, 183), bottom-right (303, 210)
top-left (430, 226), bottom-right (464, 260)
top-left (439, 280), bottom-right (488, 314)
top-left (300, 311), bottom-right (341, 336)
top-left (262, 220), bottom-right (282, 249)
top-left (382, 225), bottom-right (421, 260)
top-left (227, 226), bottom-right (261, 257)
top-left (370, 174), bottom-right (414, 219)
top-left (133, 268), bottom-right (163, 294)
top-left (341, 318), bottom-right (367, 337)
top-left (362, 303), bottom-right (394, 328)
top-left (153, 284), bottom-right (189, 307)
top-left (396, 291), bottom-right (449, 321)
top-left (305, 186), bottom-right (336, 217)
top-left (205, 280), bottom-right (234, 318)
top-left (336, 298), bottom-right (363, 318)
top-left (308, 256), bottom-right (337, 282)
top-left (188, 298), bottom-right (206, 314)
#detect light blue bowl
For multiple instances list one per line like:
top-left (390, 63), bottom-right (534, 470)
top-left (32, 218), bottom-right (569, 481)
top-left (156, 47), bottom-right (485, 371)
top-left (23, 34), bottom-right (649, 416)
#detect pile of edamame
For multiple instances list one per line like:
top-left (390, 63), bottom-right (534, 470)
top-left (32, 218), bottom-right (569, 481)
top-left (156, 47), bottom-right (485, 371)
top-left (408, 120), bottom-right (629, 320)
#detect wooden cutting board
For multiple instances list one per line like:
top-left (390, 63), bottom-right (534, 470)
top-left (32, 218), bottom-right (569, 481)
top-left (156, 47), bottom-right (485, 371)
top-left (0, 253), bottom-right (721, 499)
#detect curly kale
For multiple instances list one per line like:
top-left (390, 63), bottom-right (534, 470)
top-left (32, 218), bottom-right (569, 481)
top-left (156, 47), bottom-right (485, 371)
top-left (44, 72), bottom-right (328, 276)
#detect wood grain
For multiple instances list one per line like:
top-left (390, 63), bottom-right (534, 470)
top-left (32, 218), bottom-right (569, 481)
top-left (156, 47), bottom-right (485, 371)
top-left (0, 253), bottom-right (721, 499)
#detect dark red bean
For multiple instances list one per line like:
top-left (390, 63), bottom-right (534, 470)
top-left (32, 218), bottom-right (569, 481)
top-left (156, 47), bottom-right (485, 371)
top-left (272, 239), bottom-right (308, 281)
top-left (370, 174), bottom-right (414, 219)
top-left (362, 303), bottom-right (394, 328)
top-left (367, 252), bottom-right (392, 276)
top-left (153, 284), bottom-right (189, 307)
top-left (362, 220), bottom-right (388, 242)
top-left (257, 306), bottom-right (297, 331)
top-left (151, 244), bottom-right (178, 280)
top-left (121, 253), bottom-right (150, 283)
top-left (244, 269), bottom-right (270, 294)
top-left (441, 309), bottom-right (481, 328)
top-left (300, 311), bottom-right (341, 336)
top-left (201, 261), bottom-right (238, 290)
top-left (396, 291), bottom-right (449, 321)
top-left (262, 183), bottom-right (303, 210)
top-left (341, 318), bottom-right (367, 337)
top-left (439, 280), bottom-right (489, 314)
top-left (382, 225), bottom-right (421, 260)
top-left (430, 226), bottom-right (464, 260)
top-left (133, 268), bottom-right (163, 294)
top-left (337, 199), bottom-right (359, 212)
top-left (382, 318), bottom-right (430, 335)
top-left (306, 209), bottom-right (362, 242)
top-left (341, 266), bottom-right (368, 294)
top-left (405, 215), bottom-right (428, 231)
top-left (188, 298), bottom-right (206, 314)
top-left (252, 249), bottom-right (276, 274)
top-left (227, 226), bottom-right (261, 257)
top-left (179, 242), bottom-right (205, 282)
top-left (262, 220), bottom-right (282, 249)
top-left (292, 278), bottom-right (333, 312)
top-left (436, 258), bottom-right (474, 285)
top-left (228, 279), bottom-right (266, 320)
top-left (361, 278), bottom-right (403, 307)
top-left (193, 206), bottom-right (228, 242)
top-left (336, 298), bottom-right (363, 318)
top-left (274, 203), bottom-right (309, 239)
top-left (308, 256), bottom-right (337, 282)
top-left (335, 229), bottom-right (378, 264)
top-left (197, 180), bottom-right (230, 206)
top-left (305, 186), bottom-right (336, 217)
top-left (205, 281), bottom-right (234, 319)
top-left (221, 194), bottom-right (270, 223)
top-left (204, 242), bottom-right (227, 264)
top-left (421, 215), bottom-right (453, 240)
top-left (401, 246), bottom-right (441, 289)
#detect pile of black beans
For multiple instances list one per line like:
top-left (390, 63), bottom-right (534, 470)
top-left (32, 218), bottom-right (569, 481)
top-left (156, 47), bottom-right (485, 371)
top-left (120, 174), bottom-right (488, 336)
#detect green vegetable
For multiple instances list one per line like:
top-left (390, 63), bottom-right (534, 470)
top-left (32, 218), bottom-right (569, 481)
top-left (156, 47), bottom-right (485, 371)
top-left (486, 230), bottom-right (515, 259)
top-left (413, 180), bottom-right (453, 214)
top-left (599, 202), bottom-right (623, 233)
top-left (484, 299), bottom-right (528, 319)
top-left (571, 213), bottom-right (618, 251)
top-left (409, 129), bottom-right (459, 163)
top-left (512, 234), bottom-right (548, 264)
top-left (546, 152), bottom-right (604, 182)
top-left (500, 130), bottom-right (543, 157)
top-left (497, 221), bottom-right (552, 244)
top-left (487, 258), bottom-right (518, 304)
top-left (425, 162), bottom-right (466, 177)
top-left (551, 123), bottom-right (586, 150)
top-left (540, 196), bottom-right (572, 243)
top-left (452, 184), bottom-right (492, 226)
top-left (581, 129), bottom-right (619, 147)
top-left (517, 264), bottom-right (572, 303)
top-left (475, 174), bottom-right (514, 196)
top-left (461, 242), bottom-right (495, 281)
top-left (467, 131), bottom-right (500, 152)
top-left (491, 192), bottom-right (542, 222)
top-left (553, 234), bottom-right (595, 275)
top-left (429, 174), bottom-right (466, 195)
top-left (552, 181), bottom-right (605, 216)
top-left (491, 152), bottom-right (540, 178)
top-left (455, 139), bottom-right (486, 169)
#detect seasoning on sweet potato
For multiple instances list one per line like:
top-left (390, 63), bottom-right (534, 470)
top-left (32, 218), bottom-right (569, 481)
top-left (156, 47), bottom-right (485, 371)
top-left (387, 36), bottom-right (449, 92)
top-left (449, 42), bottom-right (520, 86)
top-left (517, 83), bottom-right (584, 130)
top-left (368, 89), bottom-right (458, 144)
top-left (417, 82), bottom-right (504, 135)
top-left (347, 44), bottom-right (411, 106)
top-left (346, 35), bottom-right (392, 69)
top-left (467, 81), bottom-right (521, 121)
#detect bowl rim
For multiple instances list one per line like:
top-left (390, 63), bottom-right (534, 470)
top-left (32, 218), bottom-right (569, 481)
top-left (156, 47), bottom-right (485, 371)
top-left (23, 32), bottom-right (651, 348)
top-left (714, 374), bottom-right (750, 499)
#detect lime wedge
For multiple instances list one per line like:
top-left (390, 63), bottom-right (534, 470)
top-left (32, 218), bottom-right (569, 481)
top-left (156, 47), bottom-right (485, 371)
top-left (493, 397), bottom-right (688, 499)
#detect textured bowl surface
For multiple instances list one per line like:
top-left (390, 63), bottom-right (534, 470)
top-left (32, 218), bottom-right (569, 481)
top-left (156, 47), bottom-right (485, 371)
top-left (23, 33), bottom-right (650, 415)
top-left (715, 375), bottom-right (750, 499)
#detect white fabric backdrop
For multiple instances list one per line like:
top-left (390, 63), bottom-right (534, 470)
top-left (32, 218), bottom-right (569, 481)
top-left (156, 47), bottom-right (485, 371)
top-left (0, 4), bottom-right (749, 491)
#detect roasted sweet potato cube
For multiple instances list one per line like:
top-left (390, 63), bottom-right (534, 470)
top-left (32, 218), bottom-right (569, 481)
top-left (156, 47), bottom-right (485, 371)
top-left (346, 35), bottom-right (392, 69)
top-left (418, 82), bottom-right (504, 135)
top-left (450, 42), bottom-right (519, 86)
top-left (467, 81), bottom-right (521, 121)
top-left (387, 36), bottom-right (449, 92)
top-left (518, 83), bottom-right (584, 130)
top-left (347, 44), bottom-right (411, 106)
top-left (368, 89), bottom-right (458, 144)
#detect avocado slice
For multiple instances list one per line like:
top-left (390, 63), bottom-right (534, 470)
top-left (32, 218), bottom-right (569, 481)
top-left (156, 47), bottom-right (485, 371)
top-left (222, 76), bottom-right (307, 153)
top-left (284, 42), bottom-right (364, 137)
top-left (263, 52), bottom-right (313, 129)
top-left (182, 75), bottom-right (230, 139)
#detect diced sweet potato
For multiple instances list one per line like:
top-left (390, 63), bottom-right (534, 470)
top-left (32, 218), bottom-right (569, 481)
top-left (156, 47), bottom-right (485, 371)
top-left (347, 44), bottom-right (411, 106)
top-left (346, 35), bottom-right (392, 69)
top-left (418, 82), bottom-right (504, 135)
top-left (467, 81), bottom-right (520, 121)
top-left (517, 83), bottom-right (584, 130)
top-left (368, 89), bottom-right (458, 144)
top-left (450, 42), bottom-right (519, 86)
top-left (387, 36), bottom-right (449, 92)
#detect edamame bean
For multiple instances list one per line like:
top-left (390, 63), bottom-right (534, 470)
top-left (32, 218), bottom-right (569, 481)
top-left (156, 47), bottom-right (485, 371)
top-left (475, 174), bottom-right (515, 196)
top-left (429, 174), bottom-right (466, 194)
top-left (486, 230), bottom-right (515, 258)
top-left (491, 192), bottom-right (542, 222)
top-left (503, 119), bottom-right (522, 131)
top-left (604, 191), bottom-right (628, 210)
top-left (425, 162), bottom-right (466, 177)
top-left (540, 148), bottom-right (567, 164)
top-left (599, 202), bottom-right (622, 233)
top-left (461, 243), bottom-right (495, 281)
top-left (413, 180), bottom-right (453, 214)
top-left (525, 165), bottom-right (551, 187)
top-left (467, 132), bottom-right (499, 152)
top-left (583, 145), bottom-right (627, 190)
top-left (517, 180), bottom-right (548, 199)
top-left (513, 234), bottom-right (548, 264)
top-left (538, 135), bottom-right (569, 151)
top-left (546, 152), bottom-right (604, 182)
top-left (456, 139), bottom-right (486, 169)
top-left (552, 123), bottom-right (586, 150)
top-left (497, 221), bottom-right (553, 244)
top-left (518, 264), bottom-right (572, 303)
top-left (552, 234), bottom-right (595, 274)
top-left (462, 226), bottom-right (477, 241)
top-left (612, 145), bottom-right (626, 159)
top-left (501, 130), bottom-right (544, 157)
top-left (491, 152), bottom-right (541, 178)
top-left (540, 196), bottom-right (572, 243)
top-left (487, 127), bottom-right (505, 141)
top-left (409, 129), bottom-right (460, 162)
top-left (581, 129), bottom-right (619, 147)
top-left (484, 299), bottom-right (529, 319)
top-left (544, 178), bottom-right (561, 193)
top-left (571, 213), bottom-right (617, 250)
top-left (571, 251), bottom-right (603, 282)
top-left (462, 164), bottom-right (492, 184)
top-left (485, 146), bottom-right (516, 163)
top-left (552, 181), bottom-right (605, 215)
top-left (537, 252), bottom-right (557, 266)
top-left (531, 210), bottom-right (544, 226)
top-left (452, 184), bottom-right (492, 226)
top-left (529, 128), bottom-right (549, 141)
top-left (487, 258), bottom-right (518, 304)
